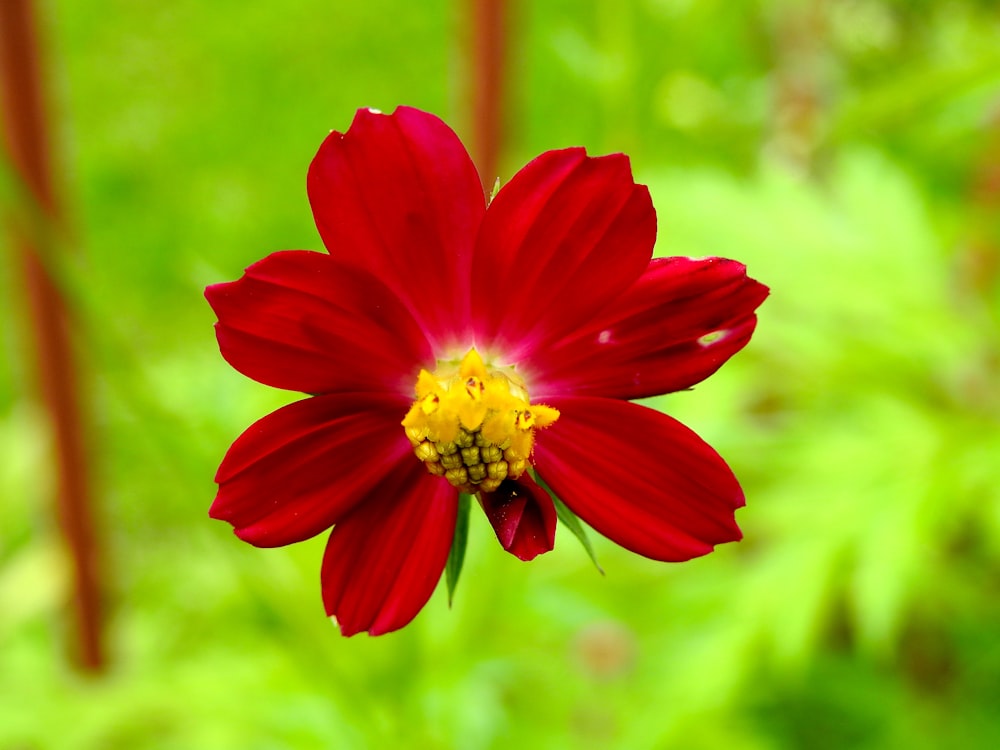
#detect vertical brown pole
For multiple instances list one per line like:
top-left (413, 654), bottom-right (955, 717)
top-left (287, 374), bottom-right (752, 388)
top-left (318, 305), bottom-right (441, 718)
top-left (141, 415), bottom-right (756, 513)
top-left (0, 0), bottom-right (105, 672)
top-left (469, 0), bottom-right (508, 188)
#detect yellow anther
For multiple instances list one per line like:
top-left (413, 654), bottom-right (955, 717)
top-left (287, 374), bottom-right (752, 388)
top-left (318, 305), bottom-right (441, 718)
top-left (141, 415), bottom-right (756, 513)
top-left (415, 369), bottom-right (439, 394)
top-left (402, 348), bottom-right (559, 493)
top-left (420, 393), bottom-right (439, 415)
top-left (530, 404), bottom-right (560, 428)
top-left (459, 348), bottom-right (488, 379)
top-left (481, 409), bottom-right (515, 446)
top-left (465, 376), bottom-right (484, 400)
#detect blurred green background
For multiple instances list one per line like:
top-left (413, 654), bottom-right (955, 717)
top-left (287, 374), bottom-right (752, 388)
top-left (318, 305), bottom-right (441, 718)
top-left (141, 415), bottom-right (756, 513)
top-left (3, 0), bottom-right (1000, 747)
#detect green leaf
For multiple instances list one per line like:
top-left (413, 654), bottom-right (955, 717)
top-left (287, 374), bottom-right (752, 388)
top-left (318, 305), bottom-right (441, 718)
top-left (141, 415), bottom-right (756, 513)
top-left (535, 473), bottom-right (604, 575)
top-left (445, 493), bottom-right (473, 606)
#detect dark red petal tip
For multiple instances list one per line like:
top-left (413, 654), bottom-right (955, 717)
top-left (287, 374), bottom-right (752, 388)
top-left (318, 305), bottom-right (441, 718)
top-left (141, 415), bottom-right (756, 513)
top-left (206, 250), bottom-right (432, 396)
top-left (210, 392), bottom-right (412, 548)
top-left (534, 396), bottom-right (745, 563)
top-left (472, 147), bottom-right (656, 359)
top-left (306, 106), bottom-right (486, 349)
top-left (527, 256), bottom-right (769, 400)
top-left (479, 474), bottom-right (557, 561)
top-left (321, 466), bottom-right (458, 637)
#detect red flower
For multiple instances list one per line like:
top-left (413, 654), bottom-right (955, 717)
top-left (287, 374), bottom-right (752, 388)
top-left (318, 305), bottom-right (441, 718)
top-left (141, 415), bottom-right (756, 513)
top-left (206, 106), bottom-right (768, 636)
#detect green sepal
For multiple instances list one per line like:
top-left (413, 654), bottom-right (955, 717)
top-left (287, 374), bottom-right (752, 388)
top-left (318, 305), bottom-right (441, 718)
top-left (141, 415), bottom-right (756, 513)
top-left (535, 472), bottom-right (604, 575)
top-left (445, 493), bottom-right (473, 606)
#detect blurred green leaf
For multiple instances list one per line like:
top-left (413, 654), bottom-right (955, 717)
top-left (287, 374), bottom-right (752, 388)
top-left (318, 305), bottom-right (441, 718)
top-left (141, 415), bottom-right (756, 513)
top-left (536, 472), bottom-right (604, 575)
top-left (446, 493), bottom-right (472, 606)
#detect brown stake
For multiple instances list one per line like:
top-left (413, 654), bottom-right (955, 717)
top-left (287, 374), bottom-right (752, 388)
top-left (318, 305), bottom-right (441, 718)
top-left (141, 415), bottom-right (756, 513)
top-left (469, 0), bottom-right (508, 189)
top-left (0, 0), bottom-right (105, 671)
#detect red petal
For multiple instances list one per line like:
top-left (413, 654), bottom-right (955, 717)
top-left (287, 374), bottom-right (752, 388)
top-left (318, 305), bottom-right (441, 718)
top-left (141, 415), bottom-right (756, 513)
top-left (533, 397), bottom-right (744, 562)
top-left (307, 106), bottom-right (486, 350)
top-left (210, 392), bottom-right (412, 548)
top-left (479, 475), bottom-right (556, 561)
top-left (206, 251), bottom-right (432, 396)
top-left (472, 148), bottom-right (655, 360)
top-left (527, 257), bottom-right (769, 400)
top-left (321, 464), bottom-right (457, 636)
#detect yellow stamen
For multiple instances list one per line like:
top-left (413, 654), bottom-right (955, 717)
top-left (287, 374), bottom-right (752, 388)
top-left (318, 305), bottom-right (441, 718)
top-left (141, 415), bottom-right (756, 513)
top-left (401, 349), bottom-right (559, 493)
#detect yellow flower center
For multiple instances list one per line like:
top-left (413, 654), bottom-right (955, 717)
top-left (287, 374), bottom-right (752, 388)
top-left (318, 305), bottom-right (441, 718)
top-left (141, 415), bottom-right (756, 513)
top-left (402, 349), bottom-right (559, 494)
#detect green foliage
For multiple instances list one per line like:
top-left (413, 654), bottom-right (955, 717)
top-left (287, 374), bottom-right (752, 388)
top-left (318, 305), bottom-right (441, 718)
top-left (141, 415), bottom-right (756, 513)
top-left (446, 494), bottom-right (472, 606)
top-left (538, 472), bottom-right (604, 575)
top-left (2, 1), bottom-right (999, 748)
